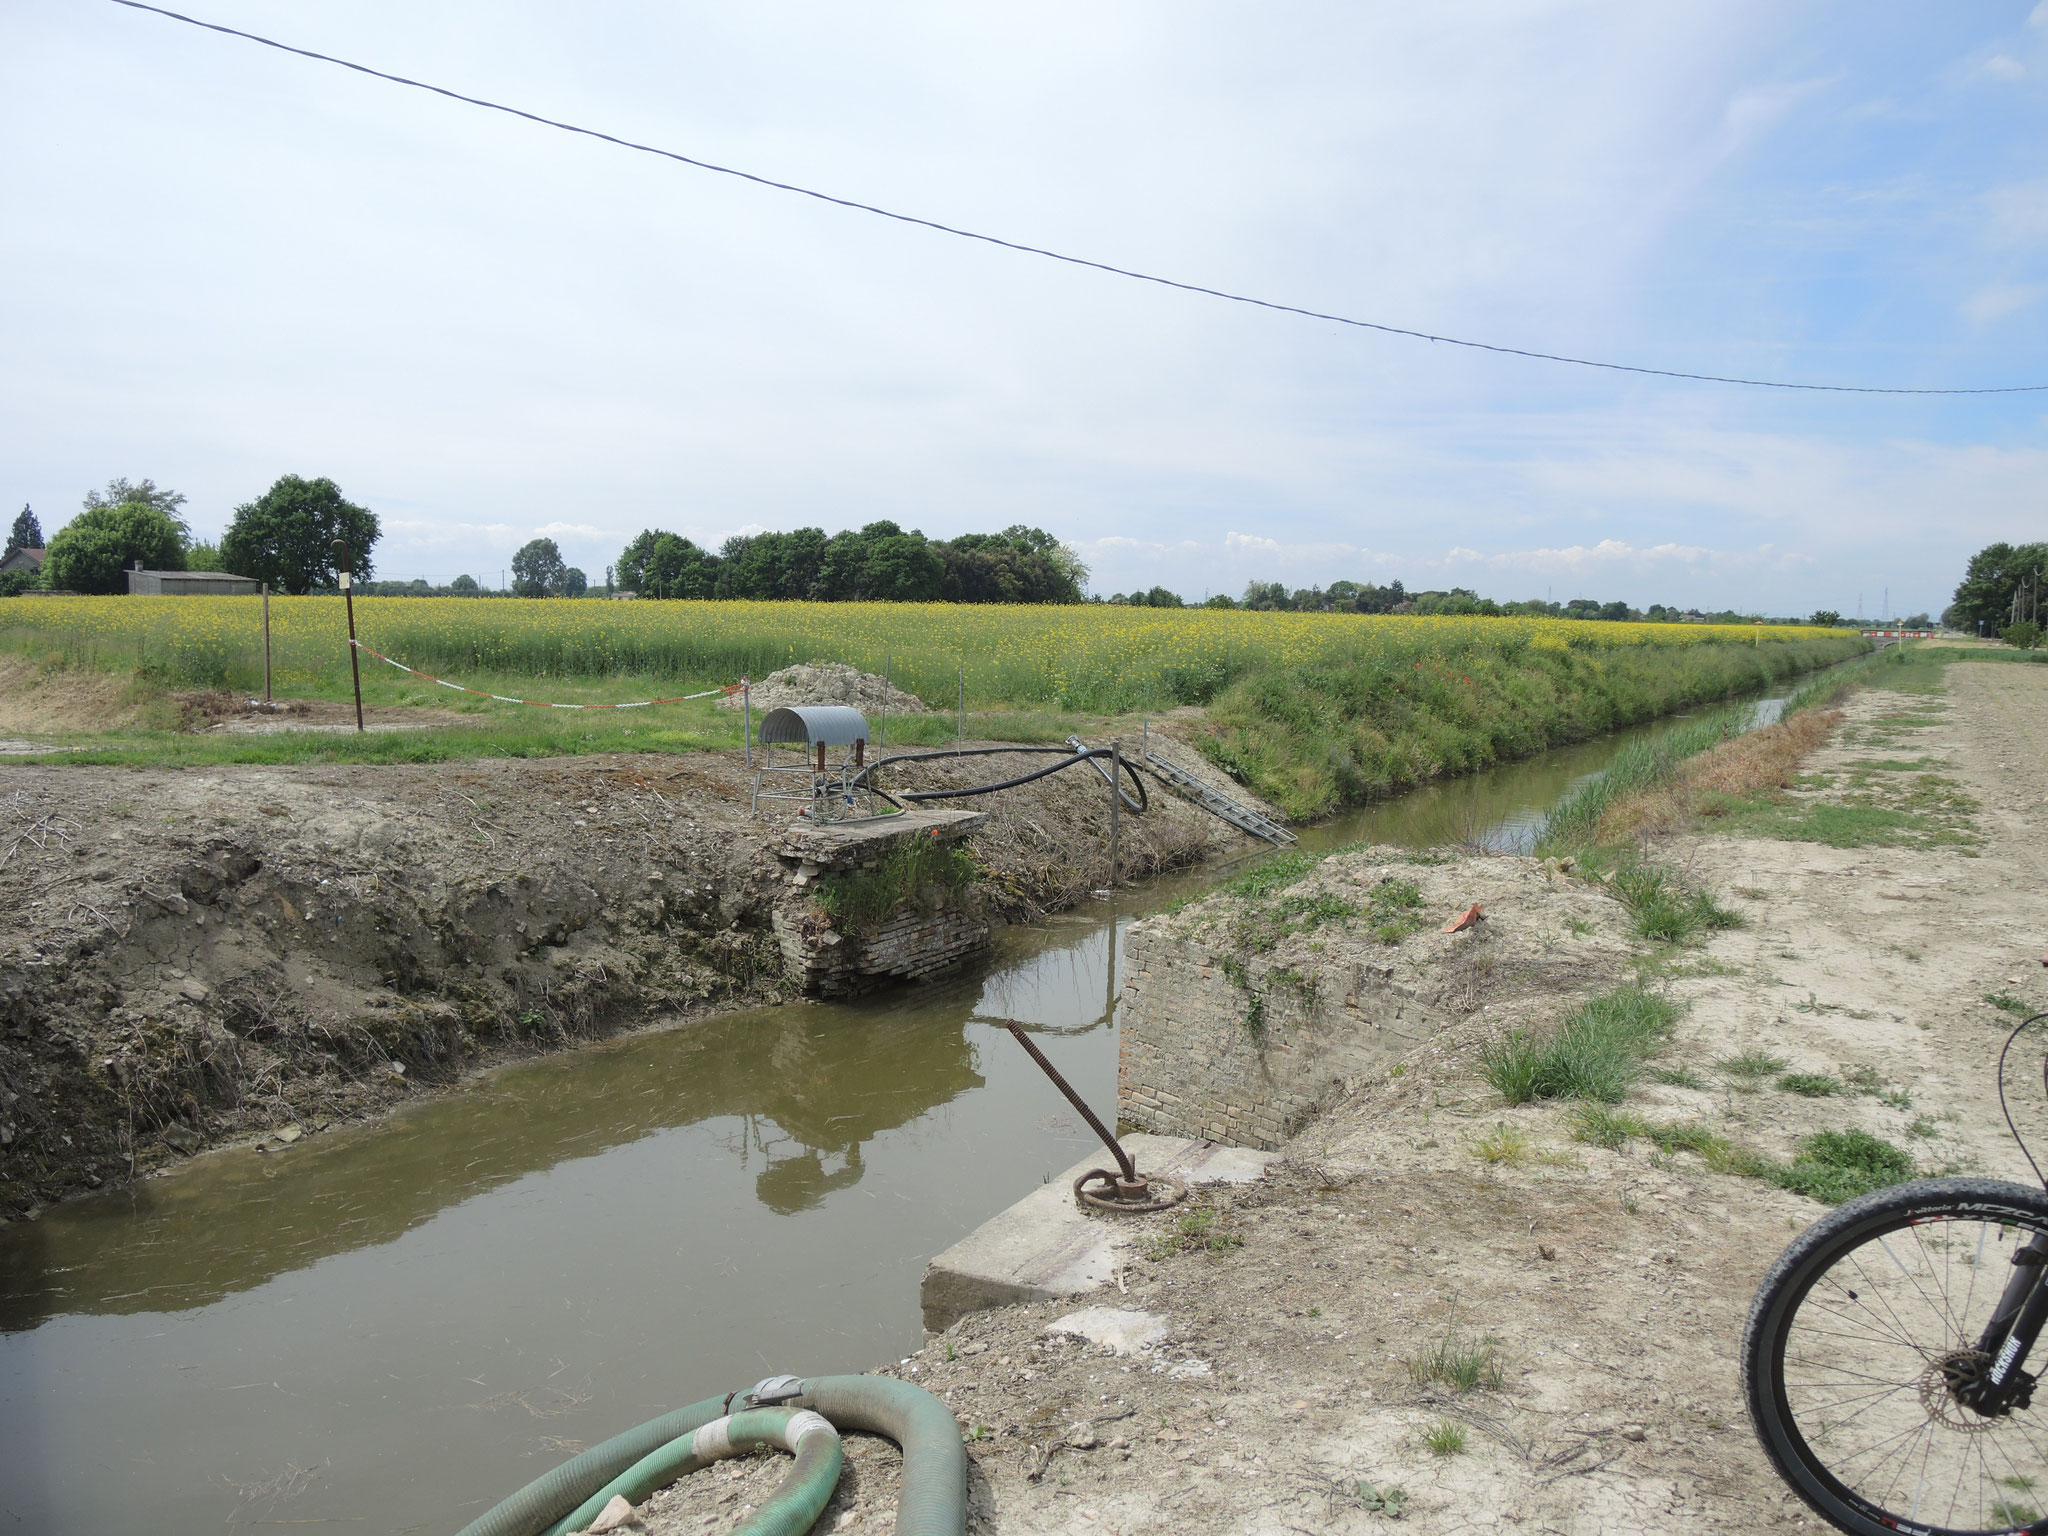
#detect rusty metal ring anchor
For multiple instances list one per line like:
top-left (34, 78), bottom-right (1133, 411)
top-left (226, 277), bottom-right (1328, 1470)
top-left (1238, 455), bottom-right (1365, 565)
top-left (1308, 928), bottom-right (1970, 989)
top-left (1073, 1168), bottom-right (1187, 1215)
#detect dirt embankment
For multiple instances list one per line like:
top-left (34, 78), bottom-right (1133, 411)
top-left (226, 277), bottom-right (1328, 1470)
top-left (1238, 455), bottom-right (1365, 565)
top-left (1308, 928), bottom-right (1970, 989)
top-left (650, 658), bottom-right (2047, 1536)
top-left (0, 732), bottom-right (1264, 1217)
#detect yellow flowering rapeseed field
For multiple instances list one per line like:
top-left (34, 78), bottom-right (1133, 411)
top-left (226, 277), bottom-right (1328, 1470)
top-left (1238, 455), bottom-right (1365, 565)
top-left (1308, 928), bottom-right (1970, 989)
top-left (0, 594), bottom-right (1838, 712)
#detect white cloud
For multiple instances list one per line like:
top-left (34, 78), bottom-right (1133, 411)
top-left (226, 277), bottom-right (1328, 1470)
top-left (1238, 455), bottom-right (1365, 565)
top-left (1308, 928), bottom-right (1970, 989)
top-left (2031, 1), bottom-right (2048, 30)
top-left (1982, 55), bottom-right (2027, 81)
top-left (1963, 283), bottom-right (2046, 325)
top-left (1986, 178), bottom-right (2048, 246)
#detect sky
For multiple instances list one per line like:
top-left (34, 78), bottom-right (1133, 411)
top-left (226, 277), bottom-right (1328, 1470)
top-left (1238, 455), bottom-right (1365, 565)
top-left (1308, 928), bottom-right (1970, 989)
top-left (3, 2), bottom-right (2045, 618)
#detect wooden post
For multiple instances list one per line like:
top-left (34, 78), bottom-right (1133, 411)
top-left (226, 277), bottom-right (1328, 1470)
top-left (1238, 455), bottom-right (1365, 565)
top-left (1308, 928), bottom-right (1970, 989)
top-left (1108, 743), bottom-right (1121, 888)
top-left (261, 584), bottom-right (272, 701)
top-left (957, 664), bottom-right (964, 751)
top-left (332, 540), bottom-right (363, 733)
top-left (742, 678), bottom-right (752, 767)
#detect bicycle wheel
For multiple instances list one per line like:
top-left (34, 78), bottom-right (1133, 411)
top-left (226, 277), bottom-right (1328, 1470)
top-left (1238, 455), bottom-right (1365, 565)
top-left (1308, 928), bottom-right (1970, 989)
top-left (1743, 1176), bottom-right (2048, 1536)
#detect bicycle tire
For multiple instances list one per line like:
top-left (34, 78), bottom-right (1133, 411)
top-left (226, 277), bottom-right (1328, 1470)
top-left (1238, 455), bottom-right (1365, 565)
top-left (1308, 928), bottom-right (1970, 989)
top-left (1743, 1176), bottom-right (2048, 1536)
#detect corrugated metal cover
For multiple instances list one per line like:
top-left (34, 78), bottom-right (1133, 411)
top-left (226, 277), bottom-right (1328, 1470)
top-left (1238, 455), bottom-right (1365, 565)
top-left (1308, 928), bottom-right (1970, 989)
top-left (758, 705), bottom-right (870, 746)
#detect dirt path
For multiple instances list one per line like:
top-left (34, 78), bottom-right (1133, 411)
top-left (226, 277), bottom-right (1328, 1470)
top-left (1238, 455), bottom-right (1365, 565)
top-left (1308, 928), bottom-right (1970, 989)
top-left (652, 656), bottom-right (2047, 1536)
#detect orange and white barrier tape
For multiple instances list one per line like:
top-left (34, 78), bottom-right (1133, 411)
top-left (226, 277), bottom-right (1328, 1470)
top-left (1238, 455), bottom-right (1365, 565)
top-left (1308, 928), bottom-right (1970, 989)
top-left (349, 640), bottom-right (741, 710)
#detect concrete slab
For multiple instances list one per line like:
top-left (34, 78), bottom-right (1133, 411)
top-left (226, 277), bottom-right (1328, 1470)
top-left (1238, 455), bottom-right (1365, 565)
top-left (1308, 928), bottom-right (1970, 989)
top-left (919, 1134), bottom-right (1276, 1333)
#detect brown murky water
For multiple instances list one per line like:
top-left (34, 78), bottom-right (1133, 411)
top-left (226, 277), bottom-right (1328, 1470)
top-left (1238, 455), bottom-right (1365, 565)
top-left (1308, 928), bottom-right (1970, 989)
top-left (0, 693), bottom-right (1787, 1533)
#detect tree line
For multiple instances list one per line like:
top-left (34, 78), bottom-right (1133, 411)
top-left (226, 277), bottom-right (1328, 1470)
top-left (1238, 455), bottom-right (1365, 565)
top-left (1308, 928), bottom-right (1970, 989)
top-left (1102, 578), bottom-right (1852, 626)
top-left (3, 476), bottom-right (379, 597)
top-left (613, 522), bottom-right (1086, 603)
top-left (1949, 542), bottom-right (2048, 647)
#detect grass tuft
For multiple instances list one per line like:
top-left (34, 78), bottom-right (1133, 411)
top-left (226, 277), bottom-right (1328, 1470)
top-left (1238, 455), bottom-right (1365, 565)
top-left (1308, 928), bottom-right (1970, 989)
top-left (1482, 987), bottom-right (1679, 1105)
top-left (1423, 1420), bottom-right (1468, 1457)
top-left (1609, 860), bottom-right (1743, 943)
top-left (1716, 1049), bottom-right (1789, 1079)
top-left (1407, 1301), bottom-right (1504, 1393)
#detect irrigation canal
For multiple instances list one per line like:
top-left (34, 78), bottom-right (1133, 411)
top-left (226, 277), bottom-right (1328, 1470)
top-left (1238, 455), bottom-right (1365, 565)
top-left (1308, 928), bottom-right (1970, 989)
top-left (0, 693), bottom-right (1786, 1533)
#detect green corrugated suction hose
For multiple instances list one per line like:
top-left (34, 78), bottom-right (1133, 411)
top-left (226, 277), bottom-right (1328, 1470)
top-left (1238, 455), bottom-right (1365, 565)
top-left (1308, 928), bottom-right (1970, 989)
top-left (541, 1408), bottom-right (840, 1536)
top-left (453, 1375), bottom-right (963, 1536)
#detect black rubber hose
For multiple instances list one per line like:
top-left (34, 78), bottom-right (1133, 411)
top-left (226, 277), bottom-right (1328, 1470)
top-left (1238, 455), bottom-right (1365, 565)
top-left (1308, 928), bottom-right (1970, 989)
top-left (855, 746), bottom-right (1147, 813)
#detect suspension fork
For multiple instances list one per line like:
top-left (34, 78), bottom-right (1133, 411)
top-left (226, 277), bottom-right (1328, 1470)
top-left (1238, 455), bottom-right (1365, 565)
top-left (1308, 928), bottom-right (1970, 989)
top-left (1960, 1230), bottom-right (2048, 1414)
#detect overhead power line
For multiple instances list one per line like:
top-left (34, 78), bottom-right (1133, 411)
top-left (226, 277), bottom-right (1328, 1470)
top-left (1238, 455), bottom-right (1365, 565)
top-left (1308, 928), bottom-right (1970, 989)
top-left (110, 0), bottom-right (2048, 397)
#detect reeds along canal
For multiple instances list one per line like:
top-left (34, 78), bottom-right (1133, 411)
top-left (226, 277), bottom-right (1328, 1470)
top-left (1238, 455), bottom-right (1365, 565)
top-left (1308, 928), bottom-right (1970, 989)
top-left (0, 689), bottom-right (1792, 1534)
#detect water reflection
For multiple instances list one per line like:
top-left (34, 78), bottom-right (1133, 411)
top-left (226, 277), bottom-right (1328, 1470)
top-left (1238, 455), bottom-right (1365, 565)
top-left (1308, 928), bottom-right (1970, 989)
top-left (0, 917), bottom-right (1124, 1535)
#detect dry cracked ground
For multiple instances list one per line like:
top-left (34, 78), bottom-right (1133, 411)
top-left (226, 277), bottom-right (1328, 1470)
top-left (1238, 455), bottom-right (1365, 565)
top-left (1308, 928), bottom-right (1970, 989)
top-left (637, 656), bottom-right (2048, 1536)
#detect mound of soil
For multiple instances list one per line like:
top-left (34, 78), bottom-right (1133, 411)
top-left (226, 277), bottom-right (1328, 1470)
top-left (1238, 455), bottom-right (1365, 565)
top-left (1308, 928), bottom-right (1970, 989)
top-left (722, 663), bottom-right (929, 716)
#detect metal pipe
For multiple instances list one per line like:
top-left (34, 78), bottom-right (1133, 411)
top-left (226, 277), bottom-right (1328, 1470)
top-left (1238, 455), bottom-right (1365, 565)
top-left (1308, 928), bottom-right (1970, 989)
top-left (1002, 1021), bottom-right (1135, 1182)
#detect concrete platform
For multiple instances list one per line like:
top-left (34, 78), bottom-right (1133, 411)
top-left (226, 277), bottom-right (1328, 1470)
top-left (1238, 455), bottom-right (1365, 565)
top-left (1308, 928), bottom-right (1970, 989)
top-left (919, 1134), bottom-right (1276, 1333)
top-left (763, 807), bottom-right (986, 870)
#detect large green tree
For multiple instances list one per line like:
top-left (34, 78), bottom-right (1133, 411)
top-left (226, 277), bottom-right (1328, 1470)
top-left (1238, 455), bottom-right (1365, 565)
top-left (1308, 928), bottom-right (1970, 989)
top-left (221, 475), bottom-right (379, 594)
top-left (5, 505), bottom-right (41, 558)
top-left (43, 501), bottom-right (189, 594)
top-left (510, 537), bottom-right (568, 597)
top-left (1950, 542), bottom-right (2048, 636)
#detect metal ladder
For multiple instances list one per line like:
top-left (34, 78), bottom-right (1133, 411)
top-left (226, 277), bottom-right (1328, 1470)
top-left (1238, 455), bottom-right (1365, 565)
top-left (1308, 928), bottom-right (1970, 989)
top-left (1142, 750), bottom-right (1296, 846)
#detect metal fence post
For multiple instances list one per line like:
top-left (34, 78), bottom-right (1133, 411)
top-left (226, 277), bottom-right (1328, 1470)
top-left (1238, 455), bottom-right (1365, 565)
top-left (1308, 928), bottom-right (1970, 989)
top-left (261, 584), bottom-right (272, 701)
top-left (1108, 743), bottom-right (1121, 888)
top-left (331, 540), bottom-right (363, 733)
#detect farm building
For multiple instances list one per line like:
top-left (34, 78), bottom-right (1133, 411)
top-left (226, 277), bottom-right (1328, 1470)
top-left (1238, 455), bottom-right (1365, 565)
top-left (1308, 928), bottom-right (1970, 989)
top-left (126, 567), bottom-right (262, 596)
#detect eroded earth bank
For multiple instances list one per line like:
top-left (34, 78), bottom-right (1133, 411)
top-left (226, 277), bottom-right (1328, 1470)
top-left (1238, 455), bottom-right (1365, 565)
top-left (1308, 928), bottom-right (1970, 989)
top-left (0, 736), bottom-right (1258, 1217)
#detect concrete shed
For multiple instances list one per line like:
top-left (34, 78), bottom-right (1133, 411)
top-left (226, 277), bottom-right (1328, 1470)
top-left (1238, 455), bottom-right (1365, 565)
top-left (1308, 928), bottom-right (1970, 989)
top-left (126, 569), bottom-right (262, 596)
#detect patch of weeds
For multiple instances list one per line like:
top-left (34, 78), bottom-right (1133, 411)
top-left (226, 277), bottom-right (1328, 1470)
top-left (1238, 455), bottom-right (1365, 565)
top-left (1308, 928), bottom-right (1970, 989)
top-left (1481, 986), bottom-right (1679, 1105)
top-left (1472, 1124), bottom-right (1531, 1165)
top-left (1360, 877), bottom-right (1427, 944)
top-left (1619, 1193), bottom-right (1641, 1215)
top-left (1350, 1481), bottom-right (1408, 1518)
top-left (1906, 1115), bottom-right (1941, 1140)
top-left (1766, 1129), bottom-right (1916, 1204)
top-left (1422, 1420), bottom-right (1468, 1457)
top-left (1650, 1065), bottom-right (1709, 1090)
top-left (1568, 1104), bottom-right (1645, 1150)
top-left (814, 835), bottom-right (977, 934)
top-left (1223, 850), bottom-right (1322, 900)
top-left (1148, 1204), bottom-right (1243, 1259)
top-left (1988, 994), bottom-right (2036, 1018)
top-left (1994, 1501), bottom-right (2041, 1530)
top-left (1567, 1106), bottom-right (1761, 1176)
top-left (1778, 1072), bottom-right (1846, 1097)
top-left (1877, 1087), bottom-right (1914, 1110)
top-left (1717, 1049), bottom-right (1790, 1079)
top-left (1610, 859), bottom-right (1743, 943)
top-left (1407, 1300), bottom-right (1505, 1393)
top-left (1565, 916), bottom-right (1595, 937)
top-left (1234, 890), bottom-right (1359, 953)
